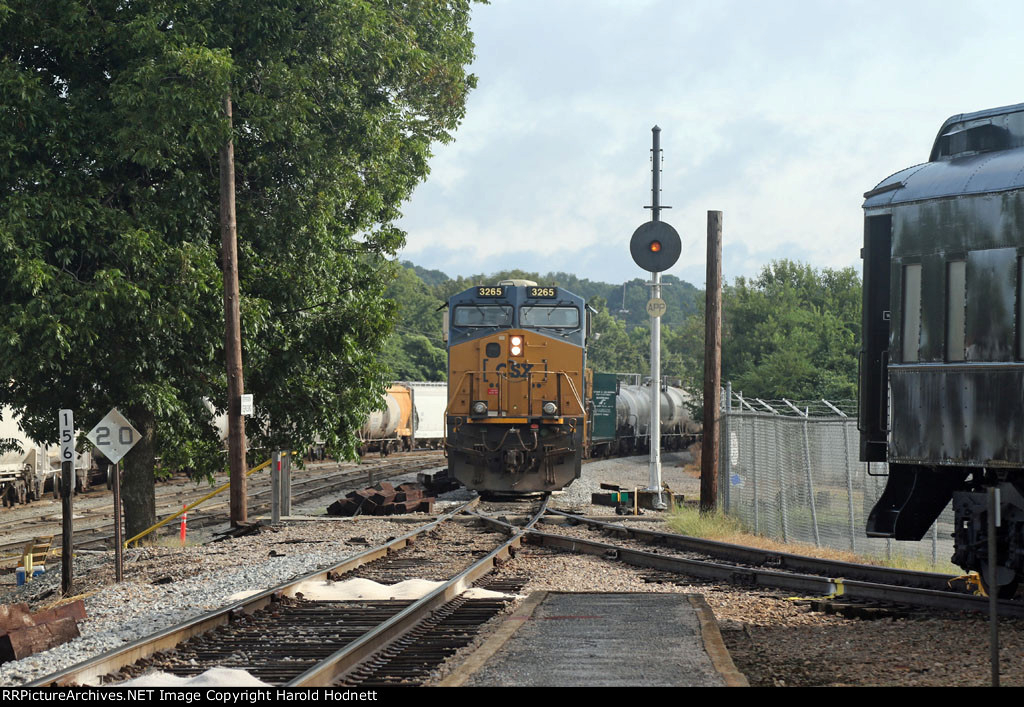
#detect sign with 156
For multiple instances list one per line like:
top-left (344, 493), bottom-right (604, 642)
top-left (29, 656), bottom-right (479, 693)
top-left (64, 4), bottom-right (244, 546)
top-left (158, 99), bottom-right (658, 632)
top-left (59, 409), bottom-right (74, 466)
top-left (86, 408), bottom-right (140, 464)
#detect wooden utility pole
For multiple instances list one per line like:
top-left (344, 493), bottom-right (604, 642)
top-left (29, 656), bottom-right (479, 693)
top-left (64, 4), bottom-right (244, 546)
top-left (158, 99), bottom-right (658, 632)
top-left (700, 211), bottom-right (723, 513)
top-left (220, 93), bottom-right (248, 525)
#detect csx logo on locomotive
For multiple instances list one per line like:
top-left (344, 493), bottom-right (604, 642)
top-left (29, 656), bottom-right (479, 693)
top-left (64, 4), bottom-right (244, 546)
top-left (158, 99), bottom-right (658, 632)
top-left (494, 361), bottom-right (534, 379)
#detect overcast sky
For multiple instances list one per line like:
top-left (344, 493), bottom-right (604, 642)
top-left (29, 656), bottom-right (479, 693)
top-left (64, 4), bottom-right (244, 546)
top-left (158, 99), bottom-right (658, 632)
top-left (396, 0), bottom-right (1024, 289)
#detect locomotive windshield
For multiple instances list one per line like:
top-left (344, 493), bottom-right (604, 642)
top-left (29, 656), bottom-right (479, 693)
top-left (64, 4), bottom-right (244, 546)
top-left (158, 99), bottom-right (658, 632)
top-left (520, 305), bottom-right (580, 328)
top-left (452, 304), bottom-right (513, 327)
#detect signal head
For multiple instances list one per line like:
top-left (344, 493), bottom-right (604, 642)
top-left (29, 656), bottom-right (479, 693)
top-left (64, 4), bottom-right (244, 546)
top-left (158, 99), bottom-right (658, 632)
top-left (630, 221), bottom-right (681, 272)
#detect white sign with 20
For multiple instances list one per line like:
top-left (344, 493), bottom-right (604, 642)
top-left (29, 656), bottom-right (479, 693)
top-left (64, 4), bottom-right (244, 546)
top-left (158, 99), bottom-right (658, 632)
top-left (86, 408), bottom-right (141, 465)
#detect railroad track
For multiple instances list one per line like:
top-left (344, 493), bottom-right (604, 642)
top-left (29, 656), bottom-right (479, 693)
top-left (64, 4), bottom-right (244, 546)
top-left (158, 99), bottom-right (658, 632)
top-left (29, 494), bottom-right (549, 687)
top-left (0, 451), bottom-right (445, 564)
top-left (516, 511), bottom-right (1024, 619)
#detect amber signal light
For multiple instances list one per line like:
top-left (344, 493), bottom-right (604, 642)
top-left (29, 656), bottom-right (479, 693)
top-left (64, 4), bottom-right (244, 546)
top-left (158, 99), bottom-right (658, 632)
top-left (649, 240), bottom-right (662, 253)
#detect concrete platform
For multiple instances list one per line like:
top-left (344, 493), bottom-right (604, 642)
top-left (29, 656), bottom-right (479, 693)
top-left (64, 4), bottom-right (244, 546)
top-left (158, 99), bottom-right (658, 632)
top-left (441, 592), bottom-right (748, 687)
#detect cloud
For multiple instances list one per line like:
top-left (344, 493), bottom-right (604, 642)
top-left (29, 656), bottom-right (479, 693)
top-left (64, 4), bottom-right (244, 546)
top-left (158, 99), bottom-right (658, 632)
top-left (398, 0), bottom-right (1024, 287)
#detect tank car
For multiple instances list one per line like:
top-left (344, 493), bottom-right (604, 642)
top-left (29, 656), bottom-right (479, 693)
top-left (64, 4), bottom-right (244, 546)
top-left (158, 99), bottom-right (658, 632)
top-left (358, 383), bottom-right (415, 455)
top-left (860, 102), bottom-right (1024, 596)
top-left (444, 281), bottom-right (589, 493)
top-left (588, 373), bottom-right (699, 457)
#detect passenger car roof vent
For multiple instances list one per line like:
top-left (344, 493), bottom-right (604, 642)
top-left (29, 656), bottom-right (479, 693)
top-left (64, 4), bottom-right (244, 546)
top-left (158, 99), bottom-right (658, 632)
top-left (932, 122), bottom-right (1010, 160)
top-left (929, 103), bottom-right (1024, 161)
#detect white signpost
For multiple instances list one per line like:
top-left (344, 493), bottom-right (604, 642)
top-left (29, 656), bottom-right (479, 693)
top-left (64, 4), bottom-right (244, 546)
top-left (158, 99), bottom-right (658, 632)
top-left (88, 408), bottom-right (140, 583)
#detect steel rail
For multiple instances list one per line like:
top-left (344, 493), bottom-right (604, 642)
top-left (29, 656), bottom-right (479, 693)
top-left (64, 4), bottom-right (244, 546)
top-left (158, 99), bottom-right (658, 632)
top-left (522, 525), bottom-right (1024, 619)
top-left (285, 494), bottom-right (551, 687)
top-left (28, 497), bottom-right (480, 687)
top-left (545, 509), bottom-right (958, 591)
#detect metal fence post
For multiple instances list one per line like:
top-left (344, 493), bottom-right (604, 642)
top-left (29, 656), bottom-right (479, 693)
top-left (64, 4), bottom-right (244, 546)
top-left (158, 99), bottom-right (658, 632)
top-left (752, 417), bottom-right (759, 534)
top-left (775, 418), bottom-right (788, 543)
top-left (282, 451), bottom-right (292, 517)
top-left (802, 417), bottom-right (820, 547)
top-left (271, 450), bottom-right (281, 525)
top-left (842, 421), bottom-right (857, 552)
top-left (721, 382), bottom-right (731, 512)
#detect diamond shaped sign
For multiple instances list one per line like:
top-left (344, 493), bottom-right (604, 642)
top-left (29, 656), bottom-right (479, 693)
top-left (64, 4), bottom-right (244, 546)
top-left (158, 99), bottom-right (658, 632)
top-left (87, 408), bottom-right (140, 464)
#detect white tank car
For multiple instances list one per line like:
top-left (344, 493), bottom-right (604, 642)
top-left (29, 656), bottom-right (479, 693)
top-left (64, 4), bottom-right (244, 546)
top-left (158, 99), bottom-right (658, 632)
top-left (615, 382), bottom-right (698, 452)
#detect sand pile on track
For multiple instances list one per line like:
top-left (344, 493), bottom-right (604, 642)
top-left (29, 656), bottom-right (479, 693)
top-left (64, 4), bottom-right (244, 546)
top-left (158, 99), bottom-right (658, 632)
top-left (121, 667), bottom-right (271, 686)
top-left (291, 577), bottom-right (513, 601)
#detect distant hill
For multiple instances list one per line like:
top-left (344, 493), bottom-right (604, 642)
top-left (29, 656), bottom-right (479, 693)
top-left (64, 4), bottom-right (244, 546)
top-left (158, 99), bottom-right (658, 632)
top-left (398, 262), bottom-right (701, 331)
top-left (401, 261), bottom-right (452, 288)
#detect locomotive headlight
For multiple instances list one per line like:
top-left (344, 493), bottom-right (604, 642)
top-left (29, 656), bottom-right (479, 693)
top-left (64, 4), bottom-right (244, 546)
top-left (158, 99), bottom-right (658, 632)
top-left (510, 335), bottom-right (523, 356)
top-left (472, 401), bottom-right (488, 416)
top-left (542, 401), bottom-right (558, 416)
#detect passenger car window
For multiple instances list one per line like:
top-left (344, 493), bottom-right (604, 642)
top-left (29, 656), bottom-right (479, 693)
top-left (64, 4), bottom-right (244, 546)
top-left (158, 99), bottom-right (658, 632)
top-left (946, 260), bottom-right (966, 361)
top-left (902, 264), bottom-right (922, 363)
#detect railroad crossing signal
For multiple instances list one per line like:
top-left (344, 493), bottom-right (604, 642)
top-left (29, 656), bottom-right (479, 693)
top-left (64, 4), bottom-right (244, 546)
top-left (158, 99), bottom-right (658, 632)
top-left (630, 220), bottom-right (681, 273)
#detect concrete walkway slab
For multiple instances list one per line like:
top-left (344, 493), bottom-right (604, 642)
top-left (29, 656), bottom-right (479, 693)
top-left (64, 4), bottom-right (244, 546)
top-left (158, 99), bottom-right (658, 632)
top-left (443, 592), bottom-right (747, 687)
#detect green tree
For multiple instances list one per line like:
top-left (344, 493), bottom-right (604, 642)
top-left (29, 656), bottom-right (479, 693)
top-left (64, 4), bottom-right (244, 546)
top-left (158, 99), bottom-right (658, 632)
top-left (719, 260), bottom-right (861, 401)
top-left (0, 1), bottom-right (479, 537)
top-left (586, 296), bottom-right (646, 374)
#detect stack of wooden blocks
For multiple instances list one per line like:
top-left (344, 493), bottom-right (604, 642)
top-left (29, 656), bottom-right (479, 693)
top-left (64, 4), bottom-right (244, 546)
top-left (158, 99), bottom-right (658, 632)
top-left (327, 482), bottom-right (435, 517)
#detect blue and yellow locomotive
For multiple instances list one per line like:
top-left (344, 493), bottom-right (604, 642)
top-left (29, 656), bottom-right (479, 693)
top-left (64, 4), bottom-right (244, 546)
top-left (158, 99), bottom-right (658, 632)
top-left (444, 280), bottom-right (589, 493)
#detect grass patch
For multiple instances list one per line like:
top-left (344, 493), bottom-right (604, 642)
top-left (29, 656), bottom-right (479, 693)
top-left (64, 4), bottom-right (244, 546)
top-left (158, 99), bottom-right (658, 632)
top-left (666, 504), bottom-right (747, 540)
top-left (666, 504), bottom-right (958, 575)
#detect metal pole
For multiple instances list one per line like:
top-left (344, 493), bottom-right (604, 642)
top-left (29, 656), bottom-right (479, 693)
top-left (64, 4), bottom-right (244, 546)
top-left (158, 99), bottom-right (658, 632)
top-left (752, 417), bottom-right (759, 534)
top-left (647, 126), bottom-right (664, 508)
top-left (282, 451), bottom-right (292, 516)
top-left (721, 381), bottom-right (732, 512)
top-left (988, 487), bottom-right (1000, 687)
top-left (113, 461), bottom-right (123, 583)
top-left (221, 92), bottom-right (248, 526)
top-left (271, 451), bottom-right (281, 525)
top-left (802, 418), bottom-right (820, 546)
top-left (842, 422), bottom-right (856, 552)
top-left (60, 460), bottom-right (73, 595)
top-left (701, 211), bottom-right (723, 513)
top-left (775, 421), bottom-right (788, 543)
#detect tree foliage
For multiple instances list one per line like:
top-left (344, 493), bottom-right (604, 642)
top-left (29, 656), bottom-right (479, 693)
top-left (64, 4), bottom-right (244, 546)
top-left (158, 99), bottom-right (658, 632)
top-left (0, 1), bottom-right (479, 536)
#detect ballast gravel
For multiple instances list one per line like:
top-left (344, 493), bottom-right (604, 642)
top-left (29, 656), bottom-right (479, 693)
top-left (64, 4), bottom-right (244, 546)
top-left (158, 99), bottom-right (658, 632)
top-left (2, 451), bottom-right (1023, 687)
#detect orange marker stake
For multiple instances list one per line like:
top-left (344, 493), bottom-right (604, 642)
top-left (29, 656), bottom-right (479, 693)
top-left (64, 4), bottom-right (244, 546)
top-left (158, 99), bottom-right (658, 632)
top-left (180, 504), bottom-right (187, 546)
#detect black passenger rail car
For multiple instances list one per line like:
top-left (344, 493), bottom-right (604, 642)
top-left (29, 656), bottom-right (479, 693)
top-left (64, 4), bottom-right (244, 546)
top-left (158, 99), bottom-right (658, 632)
top-left (860, 102), bottom-right (1024, 596)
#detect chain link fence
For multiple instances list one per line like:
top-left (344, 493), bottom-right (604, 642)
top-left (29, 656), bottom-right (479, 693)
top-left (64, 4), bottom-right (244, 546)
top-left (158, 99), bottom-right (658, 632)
top-left (719, 389), bottom-right (955, 569)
